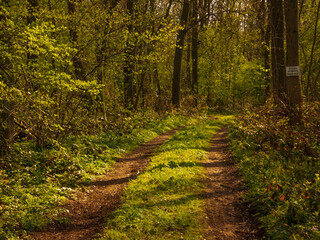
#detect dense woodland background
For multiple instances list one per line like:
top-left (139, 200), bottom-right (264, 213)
top-left (1, 0), bottom-right (320, 239)
top-left (2, 0), bottom-right (319, 152)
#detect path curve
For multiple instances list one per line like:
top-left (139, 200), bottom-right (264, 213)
top-left (32, 128), bottom-right (182, 240)
top-left (203, 127), bottom-right (262, 240)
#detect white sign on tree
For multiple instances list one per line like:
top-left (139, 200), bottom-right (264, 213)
top-left (286, 66), bottom-right (300, 77)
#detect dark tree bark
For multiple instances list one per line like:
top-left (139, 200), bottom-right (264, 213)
top-left (27, 0), bottom-right (40, 146)
top-left (3, 0), bottom-right (25, 153)
top-left (123, 0), bottom-right (134, 109)
top-left (150, 0), bottom-right (174, 112)
top-left (186, 40), bottom-right (192, 89)
top-left (257, 0), bottom-right (271, 99)
top-left (284, 0), bottom-right (302, 110)
top-left (27, 0), bottom-right (39, 74)
top-left (68, 0), bottom-right (85, 80)
top-left (269, 0), bottom-right (286, 104)
top-left (0, 104), bottom-right (14, 156)
top-left (95, 0), bottom-right (122, 120)
top-left (191, 0), bottom-right (199, 98)
top-left (27, 0), bottom-right (39, 25)
top-left (306, 1), bottom-right (320, 101)
top-left (172, 0), bottom-right (190, 107)
top-left (110, 0), bottom-right (121, 9)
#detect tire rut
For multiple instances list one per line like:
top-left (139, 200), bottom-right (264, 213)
top-left (31, 127), bottom-right (183, 240)
top-left (203, 127), bottom-right (262, 240)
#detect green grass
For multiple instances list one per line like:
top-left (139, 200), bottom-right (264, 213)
top-left (98, 115), bottom-right (235, 240)
top-left (0, 114), bottom-right (193, 239)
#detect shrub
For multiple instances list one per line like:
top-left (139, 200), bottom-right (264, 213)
top-left (230, 100), bottom-right (320, 239)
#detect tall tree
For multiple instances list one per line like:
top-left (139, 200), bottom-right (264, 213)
top-left (259, 0), bottom-right (271, 99)
top-left (27, 0), bottom-right (39, 87)
top-left (191, 0), bottom-right (199, 98)
top-left (68, 0), bottom-right (85, 80)
top-left (27, 0), bottom-right (39, 24)
top-left (284, 0), bottom-right (302, 110)
top-left (123, 0), bottom-right (134, 109)
top-left (0, 2), bottom-right (14, 155)
top-left (305, 1), bottom-right (320, 101)
top-left (172, 0), bottom-right (190, 107)
top-left (95, 0), bottom-right (121, 120)
top-left (269, 0), bottom-right (286, 104)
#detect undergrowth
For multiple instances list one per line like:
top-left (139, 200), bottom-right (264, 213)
top-left (98, 115), bottom-right (234, 240)
top-left (0, 112), bottom-right (193, 239)
top-left (229, 101), bottom-right (320, 239)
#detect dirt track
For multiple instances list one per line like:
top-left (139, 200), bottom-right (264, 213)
top-left (32, 125), bottom-right (261, 240)
top-left (32, 128), bottom-right (182, 240)
top-left (203, 127), bottom-right (261, 239)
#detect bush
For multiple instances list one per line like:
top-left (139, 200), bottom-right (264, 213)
top-left (229, 100), bottom-right (320, 239)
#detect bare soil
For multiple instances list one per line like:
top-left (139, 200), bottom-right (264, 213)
top-left (31, 124), bottom-right (262, 240)
top-left (203, 127), bottom-right (262, 240)
top-left (31, 128), bottom-right (182, 240)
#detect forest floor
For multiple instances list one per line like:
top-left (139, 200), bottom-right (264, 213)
top-left (31, 127), bottom-right (183, 240)
top-left (31, 123), bottom-right (261, 240)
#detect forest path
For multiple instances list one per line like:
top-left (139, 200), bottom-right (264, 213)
top-left (32, 127), bottom-right (183, 240)
top-left (203, 127), bottom-right (261, 240)
top-left (32, 123), bottom-right (262, 240)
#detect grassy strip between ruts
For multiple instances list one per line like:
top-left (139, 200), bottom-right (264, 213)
top-left (1, 114), bottom-right (198, 239)
top-left (98, 115), bottom-right (235, 240)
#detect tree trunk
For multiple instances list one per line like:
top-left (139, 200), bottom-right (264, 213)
top-left (191, 0), bottom-right (199, 99)
top-left (172, 0), bottom-right (190, 107)
top-left (123, 0), bottom-right (134, 109)
top-left (0, 3), bottom-right (15, 155)
top-left (27, 0), bottom-right (39, 89)
top-left (269, 0), bottom-right (286, 104)
top-left (27, 0), bottom-right (39, 25)
top-left (260, 0), bottom-right (271, 99)
top-left (284, 0), bottom-right (302, 111)
top-left (306, 1), bottom-right (320, 101)
top-left (0, 103), bottom-right (14, 156)
top-left (186, 40), bottom-right (192, 90)
top-left (68, 0), bottom-right (85, 80)
top-left (95, 0), bottom-right (120, 122)
top-left (110, 0), bottom-right (121, 9)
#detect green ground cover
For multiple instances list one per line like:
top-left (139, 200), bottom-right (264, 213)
top-left (98, 115), bottom-right (234, 240)
top-left (229, 103), bottom-right (320, 239)
top-left (0, 113), bottom-right (192, 239)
